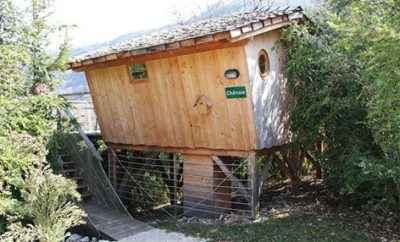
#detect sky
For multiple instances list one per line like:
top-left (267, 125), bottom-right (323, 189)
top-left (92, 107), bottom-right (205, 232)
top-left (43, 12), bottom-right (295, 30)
top-left (52, 0), bottom-right (223, 48)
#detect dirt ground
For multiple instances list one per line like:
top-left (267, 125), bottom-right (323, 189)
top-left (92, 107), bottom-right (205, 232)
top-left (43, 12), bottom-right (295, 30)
top-left (260, 177), bottom-right (400, 242)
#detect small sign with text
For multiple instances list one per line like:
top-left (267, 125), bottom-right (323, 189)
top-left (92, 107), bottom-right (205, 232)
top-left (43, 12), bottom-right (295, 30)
top-left (225, 86), bottom-right (247, 99)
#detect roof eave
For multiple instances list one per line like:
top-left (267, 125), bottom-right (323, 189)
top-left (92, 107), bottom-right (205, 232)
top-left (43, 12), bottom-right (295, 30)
top-left (68, 10), bottom-right (305, 71)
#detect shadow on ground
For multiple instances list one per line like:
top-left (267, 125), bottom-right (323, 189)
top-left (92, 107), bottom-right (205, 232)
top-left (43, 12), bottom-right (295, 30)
top-left (160, 177), bottom-right (399, 242)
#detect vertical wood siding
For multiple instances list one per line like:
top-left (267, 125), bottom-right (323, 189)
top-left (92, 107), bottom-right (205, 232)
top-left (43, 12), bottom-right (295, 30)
top-left (244, 30), bottom-right (291, 149)
top-left (86, 46), bottom-right (256, 151)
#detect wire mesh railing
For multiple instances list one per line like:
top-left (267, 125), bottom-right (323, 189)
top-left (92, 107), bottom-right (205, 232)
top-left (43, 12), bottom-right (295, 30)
top-left (58, 109), bottom-right (258, 227)
top-left (110, 151), bottom-right (253, 220)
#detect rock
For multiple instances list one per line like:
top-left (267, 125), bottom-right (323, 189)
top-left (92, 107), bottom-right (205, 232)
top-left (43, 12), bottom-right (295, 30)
top-left (79, 236), bottom-right (90, 242)
top-left (66, 234), bottom-right (82, 242)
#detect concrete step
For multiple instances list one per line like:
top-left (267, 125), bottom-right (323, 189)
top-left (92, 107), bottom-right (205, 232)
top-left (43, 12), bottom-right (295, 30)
top-left (59, 158), bottom-right (92, 200)
top-left (62, 168), bottom-right (78, 175)
top-left (61, 161), bottom-right (76, 168)
top-left (81, 192), bottom-right (92, 201)
top-left (77, 183), bottom-right (89, 191)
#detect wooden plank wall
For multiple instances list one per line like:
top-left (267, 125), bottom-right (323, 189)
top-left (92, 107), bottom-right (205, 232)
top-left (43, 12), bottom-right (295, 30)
top-left (86, 46), bottom-right (256, 152)
top-left (244, 30), bottom-right (291, 149)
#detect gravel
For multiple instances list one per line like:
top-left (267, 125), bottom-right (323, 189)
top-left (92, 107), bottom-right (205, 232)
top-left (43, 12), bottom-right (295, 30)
top-left (65, 229), bottom-right (205, 242)
top-left (118, 228), bottom-right (205, 242)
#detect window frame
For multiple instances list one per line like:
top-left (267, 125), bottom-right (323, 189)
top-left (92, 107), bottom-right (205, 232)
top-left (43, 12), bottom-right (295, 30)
top-left (127, 63), bottom-right (149, 83)
top-left (258, 49), bottom-right (270, 80)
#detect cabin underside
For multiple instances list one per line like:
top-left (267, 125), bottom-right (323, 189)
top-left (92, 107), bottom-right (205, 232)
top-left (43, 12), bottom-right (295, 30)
top-left (107, 147), bottom-right (272, 219)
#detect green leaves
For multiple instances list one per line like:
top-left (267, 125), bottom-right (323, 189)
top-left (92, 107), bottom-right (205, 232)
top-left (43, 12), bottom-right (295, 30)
top-left (0, 95), bottom-right (65, 137)
top-left (283, 1), bottom-right (400, 211)
top-left (0, 0), bottom-right (85, 240)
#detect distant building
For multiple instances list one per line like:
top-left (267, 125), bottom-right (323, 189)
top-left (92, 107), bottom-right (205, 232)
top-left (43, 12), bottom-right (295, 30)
top-left (58, 71), bottom-right (100, 134)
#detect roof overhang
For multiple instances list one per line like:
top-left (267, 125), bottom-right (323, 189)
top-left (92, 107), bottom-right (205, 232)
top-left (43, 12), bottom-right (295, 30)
top-left (68, 8), bottom-right (305, 71)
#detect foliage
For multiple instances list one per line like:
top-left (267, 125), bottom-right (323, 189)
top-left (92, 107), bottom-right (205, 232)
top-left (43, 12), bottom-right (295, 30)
top-left (0, 95), bottom-right (65, 137)
top-left (0, 134), bottom-right (85, 242)
top-left (122, 152), bottom-right (175, 213)
top-left (0, 0), bottom-right (29, 96)
top-left (128, 173), bottom-right (170, 212)
top-left (283, 0), bottom-right (400, 211)
top-left (29, 0), bottom-right (70, 91)
top-left (0, 0), bottom-right (85, 240)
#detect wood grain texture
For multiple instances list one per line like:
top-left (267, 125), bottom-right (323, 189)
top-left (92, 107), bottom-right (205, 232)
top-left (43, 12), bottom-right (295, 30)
top-left (182, 155), bottom-right (216, 217)
top-left (244, 30), bottom-right (291, 149)
top-left (86, 46), bottom-right (257, 153)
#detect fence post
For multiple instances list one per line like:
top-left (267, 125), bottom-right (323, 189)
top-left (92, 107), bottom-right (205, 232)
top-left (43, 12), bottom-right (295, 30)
top-left (108, 147), bottom-right (118, 189)
top-left (173, 154), bottom-right (178, 217)
top-left (248, 152), bottom-right (259, 220)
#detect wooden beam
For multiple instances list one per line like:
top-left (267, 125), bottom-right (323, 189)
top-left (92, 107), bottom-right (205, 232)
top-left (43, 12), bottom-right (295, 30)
top-left (71, 39), bottom-right (247, 72)
top-left (256, 143), bottom-right (291, 156)
top-left (248, 152), bottom-right (259, 219)
top-left (255, 155), bottom-right (272, 203)
top-left (173, 154), bottom-right (178, 214)
top-left (166, 41), bottom-right (181, 50)
top-left (229, 28), bottom-right (242, 38)
top-left (105, 54), bottom-right (118, 61)
top-left (195, 35), bottom-right (215, 45)
top-left (241, 24), bottom-right (253, 33)
top-left (180, 39), bottom-right (195, 47)
top-left (108, 147), bottom-right (118, 189)
top-left (230, 21), bottom-right (291, 43)
top-left (212, 156), bottom-right (250, 201)
top-left (252, 22), bottom-right (264, 31)
top-left (108, 142), bottom-right (252, 158)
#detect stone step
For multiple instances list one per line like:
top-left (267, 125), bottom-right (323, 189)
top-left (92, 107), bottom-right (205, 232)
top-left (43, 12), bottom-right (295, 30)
top-left (62, 161), bottom-right (76, 168)
top-left (62, 168), bottom-right (78, 175)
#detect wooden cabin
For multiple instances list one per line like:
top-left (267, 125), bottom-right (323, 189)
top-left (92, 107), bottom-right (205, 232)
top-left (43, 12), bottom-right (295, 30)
top-left (68, 7), bottom-right (305, 218)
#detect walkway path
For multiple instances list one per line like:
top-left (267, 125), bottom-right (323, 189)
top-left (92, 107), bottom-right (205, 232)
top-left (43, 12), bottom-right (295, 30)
top-left (118, 228), bottom-right (205, 242)
top-left (83, 202), bottom-right (152, 241)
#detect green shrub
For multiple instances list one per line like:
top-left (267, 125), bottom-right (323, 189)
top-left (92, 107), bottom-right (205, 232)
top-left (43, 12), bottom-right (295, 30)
top-left (0, 133), bottom-right (86, 242)
top-left (283, 1), bottom-right (400, 211)
top-left (0, 0), bottom-right (86, 240)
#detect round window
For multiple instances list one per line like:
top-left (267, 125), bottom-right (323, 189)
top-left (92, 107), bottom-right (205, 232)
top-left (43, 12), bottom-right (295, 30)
top-left (258, 50), bottom-right (270, 80)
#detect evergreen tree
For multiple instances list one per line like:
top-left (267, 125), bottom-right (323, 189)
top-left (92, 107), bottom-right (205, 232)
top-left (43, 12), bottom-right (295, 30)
top-left (0, 0), bottom-right (85, 241)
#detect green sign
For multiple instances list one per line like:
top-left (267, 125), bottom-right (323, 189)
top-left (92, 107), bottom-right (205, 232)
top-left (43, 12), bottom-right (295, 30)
top-left (225, 86), bottom-right (247, 99)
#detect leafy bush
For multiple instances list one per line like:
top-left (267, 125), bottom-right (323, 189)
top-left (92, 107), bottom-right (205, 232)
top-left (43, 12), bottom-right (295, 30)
top-left (283, 0), bottom-right (400, 211)
top-left (128, 172), bottom-right (170, 212)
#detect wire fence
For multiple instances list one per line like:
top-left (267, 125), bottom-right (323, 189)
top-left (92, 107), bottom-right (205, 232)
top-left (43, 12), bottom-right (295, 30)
top-left (109, 151), bottom-right (253, 221)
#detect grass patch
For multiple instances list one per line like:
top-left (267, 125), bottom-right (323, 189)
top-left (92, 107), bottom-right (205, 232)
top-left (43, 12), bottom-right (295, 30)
top-left (160, 214), bottom-right (373, 242)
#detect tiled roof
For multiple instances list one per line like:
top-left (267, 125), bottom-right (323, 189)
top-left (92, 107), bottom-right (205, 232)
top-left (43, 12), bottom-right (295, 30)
top-left (70, 6), bottom-right (304, 68)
